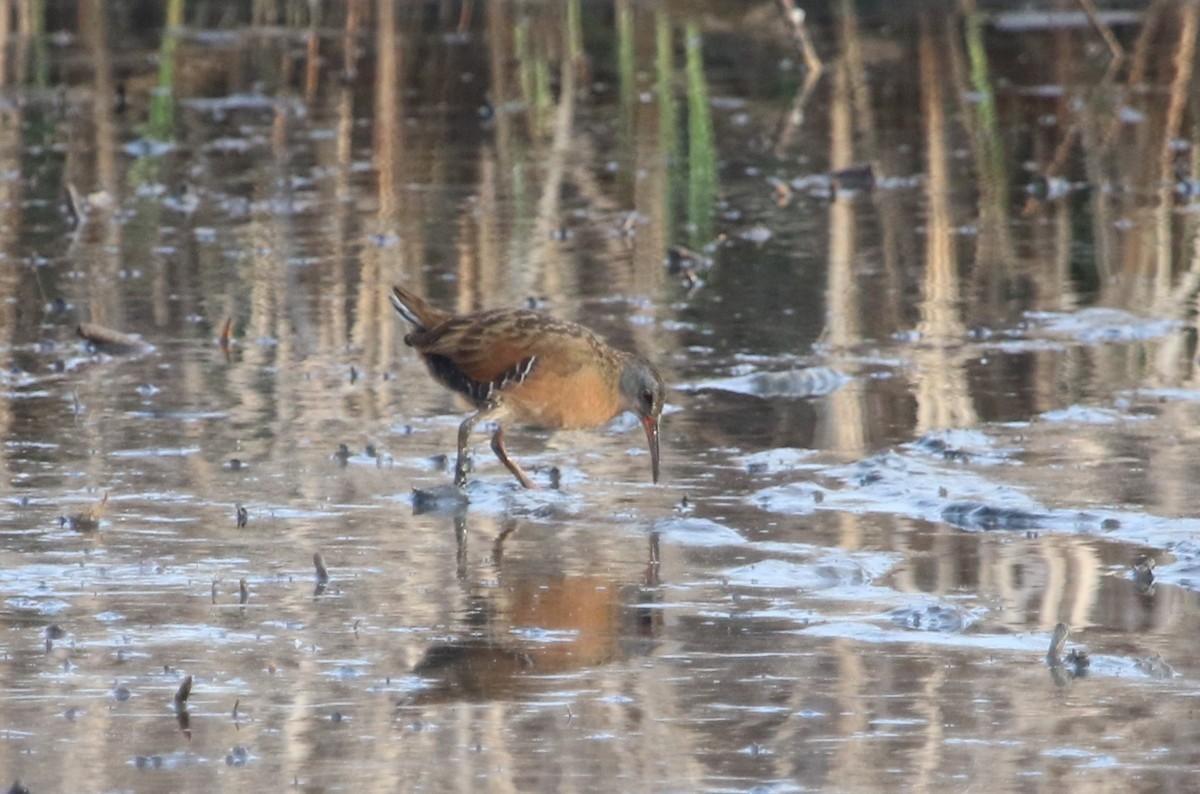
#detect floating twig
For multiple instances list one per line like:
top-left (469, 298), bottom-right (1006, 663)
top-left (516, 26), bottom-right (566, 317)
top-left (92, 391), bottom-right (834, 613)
top-left (77, 322), bottom-right (146, 355)
top-left (218, 317), bottom-right (234, 361)
top-left (778, 0), bottom-right (823, 73)
top-left (1078, 0), bottom-right (1126, 63)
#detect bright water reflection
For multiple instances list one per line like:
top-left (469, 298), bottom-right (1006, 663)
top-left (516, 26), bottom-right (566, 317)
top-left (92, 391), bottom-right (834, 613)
top-left (2, 2), bottom-right (1200, 792)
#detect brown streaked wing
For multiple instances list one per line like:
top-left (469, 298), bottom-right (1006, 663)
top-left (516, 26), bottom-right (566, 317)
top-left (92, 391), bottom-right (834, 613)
top-left (392, 285), bottom-right (453, 330)
top-left (412, 310), bottom-right (598, 385)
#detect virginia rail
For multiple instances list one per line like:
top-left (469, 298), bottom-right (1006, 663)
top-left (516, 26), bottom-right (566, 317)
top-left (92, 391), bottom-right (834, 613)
top-left (390, 285), bottom-right (665, 489)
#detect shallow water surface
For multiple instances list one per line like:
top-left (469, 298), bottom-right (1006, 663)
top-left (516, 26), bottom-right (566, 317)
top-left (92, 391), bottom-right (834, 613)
top-left (3, 2), bottom-right (1200, 792)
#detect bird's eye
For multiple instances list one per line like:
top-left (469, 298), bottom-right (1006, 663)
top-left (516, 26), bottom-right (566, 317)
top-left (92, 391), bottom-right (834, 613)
top-left (640, 389), bottom-right (654, 406)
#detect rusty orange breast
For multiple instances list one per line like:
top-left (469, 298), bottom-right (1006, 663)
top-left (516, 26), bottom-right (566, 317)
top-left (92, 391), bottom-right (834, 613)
top-left (506, 365), bottom-right (623, 429)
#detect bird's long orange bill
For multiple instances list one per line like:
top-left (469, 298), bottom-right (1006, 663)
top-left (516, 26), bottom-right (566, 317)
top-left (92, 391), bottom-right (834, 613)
top-left (642, 415), bottom-right (660, 484)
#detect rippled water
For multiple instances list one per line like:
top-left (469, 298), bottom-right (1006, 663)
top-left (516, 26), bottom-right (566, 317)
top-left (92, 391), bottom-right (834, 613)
top-left (3, 2), bottom-right (1200, 792)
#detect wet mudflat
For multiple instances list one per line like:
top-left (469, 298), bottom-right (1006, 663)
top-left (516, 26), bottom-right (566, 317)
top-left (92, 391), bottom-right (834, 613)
top-left (3, 1), bottom-right (1200, 791)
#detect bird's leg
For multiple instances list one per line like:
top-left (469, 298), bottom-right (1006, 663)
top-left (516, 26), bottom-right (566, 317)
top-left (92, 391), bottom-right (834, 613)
top-left (456, 401), bottom-right (530, 488)
top-left (490, 425), bottom-right (537, 489)
top-left (455, 403), bottom-right (500, 487)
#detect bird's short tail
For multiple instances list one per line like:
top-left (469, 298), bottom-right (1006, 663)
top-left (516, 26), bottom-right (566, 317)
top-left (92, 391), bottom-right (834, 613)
top-left (390, 285), bottom-right (450, 331)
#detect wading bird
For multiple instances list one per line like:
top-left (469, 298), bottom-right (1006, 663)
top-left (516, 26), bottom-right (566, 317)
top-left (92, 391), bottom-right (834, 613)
top-left (390, 285), bottom-right (664, 489)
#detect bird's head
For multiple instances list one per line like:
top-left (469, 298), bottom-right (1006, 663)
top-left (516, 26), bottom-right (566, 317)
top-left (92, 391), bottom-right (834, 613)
top-left (618, 357), bottom-right (665, 484)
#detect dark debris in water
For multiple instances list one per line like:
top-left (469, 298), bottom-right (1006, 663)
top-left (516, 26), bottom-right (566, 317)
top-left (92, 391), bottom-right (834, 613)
top-left (412, 484), bottom-right (469, 514)
top-left (1132, 557), bottom-right (1156, 592)
top-left (665, 245), bottom-right (712, 291)
top-left (44, 623), bottom-right (69, 652)
top-left (1046, 623), bottom-right (1090, 686)
top-left (829, 163), bottom-right (875, 193)
top-left (58, 492), bottom-right (108, 532)
top-left (886, 603), bottom-right (972, 633)
top-left (912, 434), bottom-right (969, 462)
top-left (676, 493), bottom-right (693, 515)
top-left (941, 502), bottom-right (1048, 531)
top-left (132, 751), bottom-right (205, 770)
top-left (226, 745), bottom-right (252, 766)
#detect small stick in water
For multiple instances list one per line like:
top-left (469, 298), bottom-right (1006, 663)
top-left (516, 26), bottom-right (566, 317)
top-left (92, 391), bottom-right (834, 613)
top-left (174, 675), bottom-right (192, 708)
top-left (1046, 622), bottom-right (1070, 665)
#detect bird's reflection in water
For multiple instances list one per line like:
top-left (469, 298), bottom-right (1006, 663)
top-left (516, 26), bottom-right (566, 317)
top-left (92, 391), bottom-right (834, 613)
top-left (404, 515), bottom-right (663, 703)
